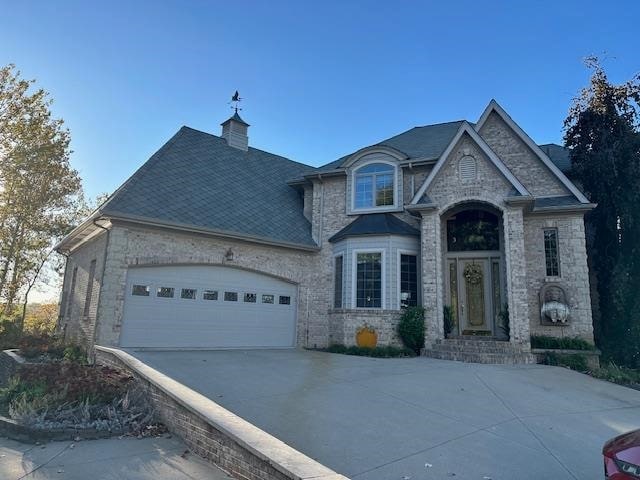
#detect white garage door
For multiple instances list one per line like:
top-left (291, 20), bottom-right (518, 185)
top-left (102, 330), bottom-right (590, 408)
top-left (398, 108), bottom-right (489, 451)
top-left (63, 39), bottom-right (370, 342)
top-left (119, 265), bottom-right (297, 348)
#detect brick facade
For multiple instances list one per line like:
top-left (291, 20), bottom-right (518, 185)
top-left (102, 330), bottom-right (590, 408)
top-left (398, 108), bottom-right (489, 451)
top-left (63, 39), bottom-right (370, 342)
top-left (61, 107), bottom-right (595, 355)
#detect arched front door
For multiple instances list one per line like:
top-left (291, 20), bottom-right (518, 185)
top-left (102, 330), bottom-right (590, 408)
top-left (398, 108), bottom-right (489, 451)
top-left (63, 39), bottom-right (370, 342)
top-left (444, 207), bottom-right (506, 338)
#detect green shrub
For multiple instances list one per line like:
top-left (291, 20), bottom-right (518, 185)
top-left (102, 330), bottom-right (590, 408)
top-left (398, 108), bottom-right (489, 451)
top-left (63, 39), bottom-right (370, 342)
top-left (443, 306), bottom-right (454, 337)
top-left (63, 344), bottom-right (87, 364)
top-left (542, 352), bottom-right (589, 372)
top-left (323, 344), bottom-right (415, 358)
top-left (531, 335), bottom-right (596, 351)
top-left (591, 362), bottom-right (640, 386)
top-left (397, 306), bottom-right (425, 355)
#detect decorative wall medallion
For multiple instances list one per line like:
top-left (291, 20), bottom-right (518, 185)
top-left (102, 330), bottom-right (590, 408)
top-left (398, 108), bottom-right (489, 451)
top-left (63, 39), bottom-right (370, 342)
top-left (540, 283), bottom-right (570, 325)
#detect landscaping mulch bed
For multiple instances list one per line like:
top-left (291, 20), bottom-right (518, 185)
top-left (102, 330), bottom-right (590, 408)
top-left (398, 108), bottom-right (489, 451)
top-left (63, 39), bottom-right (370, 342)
top-left (0, 358), bottom-right (165, 439)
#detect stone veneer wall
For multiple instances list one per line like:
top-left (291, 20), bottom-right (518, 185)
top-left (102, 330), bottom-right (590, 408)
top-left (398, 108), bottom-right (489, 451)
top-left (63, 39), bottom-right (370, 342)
top-left (94, 223), bottom-right (327, 348)
top-left (95, 347), bottom-right (348, 480)
top-left (478, 111), bottom-right (569, 197)
top-left (418, 132), bottom-right (531, 349)
top-left (524, 213), bottom-right (594, 341)
top-left (328, 310), bottom-right (403, 347)
top-left (61, 232), bottom-right (108, 352)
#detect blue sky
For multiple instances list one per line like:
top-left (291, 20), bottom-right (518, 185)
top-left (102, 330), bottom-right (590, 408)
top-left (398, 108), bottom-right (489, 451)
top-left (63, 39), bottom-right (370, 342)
top-left (1, 0), bottom-right (638, 199)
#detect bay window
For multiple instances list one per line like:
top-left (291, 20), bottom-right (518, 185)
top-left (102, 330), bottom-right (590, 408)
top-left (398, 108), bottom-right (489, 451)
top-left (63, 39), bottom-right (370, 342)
top-left (356, 252), bottom-right (382, 308)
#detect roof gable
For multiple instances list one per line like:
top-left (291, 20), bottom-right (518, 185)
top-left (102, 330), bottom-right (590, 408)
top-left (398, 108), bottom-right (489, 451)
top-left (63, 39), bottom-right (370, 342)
top-left (475, 100), bottom-right (589, 203)
top-left (411, 122), bottom-right (529, 204)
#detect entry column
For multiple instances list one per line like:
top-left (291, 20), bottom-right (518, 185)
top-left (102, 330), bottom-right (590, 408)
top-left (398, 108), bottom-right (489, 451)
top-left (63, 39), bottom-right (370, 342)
top-left (419, 208), bottom-right (444, 347)
top-left (503, 206), bottom-right (531, 348)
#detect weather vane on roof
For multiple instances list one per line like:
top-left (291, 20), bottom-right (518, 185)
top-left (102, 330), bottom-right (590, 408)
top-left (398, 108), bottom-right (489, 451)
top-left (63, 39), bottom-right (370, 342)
top-left (230, 90), bottom-right (242, 113)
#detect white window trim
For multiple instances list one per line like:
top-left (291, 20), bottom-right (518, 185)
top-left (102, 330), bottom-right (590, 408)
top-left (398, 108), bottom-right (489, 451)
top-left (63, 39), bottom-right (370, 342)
top-left (333, 253), bottom-right (344, 309)
top-left (397, 249), bottom-right (419, 309)
top-left (350, 159), bottom-right (400, 214)
top-left (352, 248), bottom-right (386, 310)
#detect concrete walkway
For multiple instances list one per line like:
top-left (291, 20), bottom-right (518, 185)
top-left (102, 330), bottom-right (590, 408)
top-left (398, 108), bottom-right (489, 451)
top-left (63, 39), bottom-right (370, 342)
top-left (0, 435), bottom-right (231, 479)
top-left (131, 349), bottom-right (640, 480)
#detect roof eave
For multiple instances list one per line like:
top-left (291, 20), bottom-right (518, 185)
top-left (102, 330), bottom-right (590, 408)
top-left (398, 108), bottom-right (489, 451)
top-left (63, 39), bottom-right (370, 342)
top-left (104, 211), bottom-right (320, 252)
top-left (530, 203), bottom-right (597, 214)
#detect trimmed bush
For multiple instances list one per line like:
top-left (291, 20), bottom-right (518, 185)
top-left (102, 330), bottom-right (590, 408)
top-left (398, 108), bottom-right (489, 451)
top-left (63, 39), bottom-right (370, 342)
top-left (321, 344), bottom-right (415, 358)
top-left (531, 335), bottom-right (596, 351)
top-left (397, 306), bottom-right (425, 355)
top-left (542, 352), bottom-right (589, 372)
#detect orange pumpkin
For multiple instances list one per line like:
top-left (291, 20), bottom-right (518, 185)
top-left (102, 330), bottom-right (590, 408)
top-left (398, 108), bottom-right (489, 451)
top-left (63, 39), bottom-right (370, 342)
top-left (356, 327), bottom-right (378, 348)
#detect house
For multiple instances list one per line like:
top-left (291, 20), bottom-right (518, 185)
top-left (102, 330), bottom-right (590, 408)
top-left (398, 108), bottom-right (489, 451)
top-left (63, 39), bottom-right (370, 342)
top-left (55, 100), bottom-right (595, 362)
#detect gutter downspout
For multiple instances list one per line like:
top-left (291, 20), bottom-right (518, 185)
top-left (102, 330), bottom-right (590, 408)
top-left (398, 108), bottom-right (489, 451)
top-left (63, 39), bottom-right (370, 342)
top-left (90, 218), bottom-right (111, 363)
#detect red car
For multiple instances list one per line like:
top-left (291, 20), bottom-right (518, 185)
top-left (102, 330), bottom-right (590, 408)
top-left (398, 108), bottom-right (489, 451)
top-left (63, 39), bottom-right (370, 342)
top-left (604, 429), bottom-right (640, 478)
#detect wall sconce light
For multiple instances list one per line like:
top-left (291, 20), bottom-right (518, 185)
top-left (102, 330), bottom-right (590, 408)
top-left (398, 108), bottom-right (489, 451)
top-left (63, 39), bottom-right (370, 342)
top-left (225, 248), bottom-right (234, 261)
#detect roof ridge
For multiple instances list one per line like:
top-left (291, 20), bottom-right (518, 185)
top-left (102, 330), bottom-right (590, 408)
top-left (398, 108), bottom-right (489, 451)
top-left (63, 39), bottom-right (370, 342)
top-left (412, 119), bottom-right (467, 129)
top-left (180, 125), bottom-right (315, 171)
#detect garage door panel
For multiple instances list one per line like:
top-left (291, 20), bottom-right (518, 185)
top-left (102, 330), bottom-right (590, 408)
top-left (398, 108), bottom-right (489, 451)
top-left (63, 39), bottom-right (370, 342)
top-left (120, 266), bottom-right (296, 348)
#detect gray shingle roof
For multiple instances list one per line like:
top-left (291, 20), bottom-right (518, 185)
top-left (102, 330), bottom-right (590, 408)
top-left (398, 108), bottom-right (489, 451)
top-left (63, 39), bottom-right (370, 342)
top-left (312, 125), bottom-right (573, 177)
top-left (100, 126), bottom-right (317, 247)
top-left (539, 143), bottom-right (571, 173)
top-left (328, 213), bottom-right (419, 243)
top-left (533, 195), bottom-right (582, 209)
top-left (313, 121), bottom-right (465, 176)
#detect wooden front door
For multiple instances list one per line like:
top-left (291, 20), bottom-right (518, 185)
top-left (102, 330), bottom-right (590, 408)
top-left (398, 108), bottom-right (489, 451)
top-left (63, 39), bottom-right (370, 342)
top-left (458, 259), bottom-right (493, 335)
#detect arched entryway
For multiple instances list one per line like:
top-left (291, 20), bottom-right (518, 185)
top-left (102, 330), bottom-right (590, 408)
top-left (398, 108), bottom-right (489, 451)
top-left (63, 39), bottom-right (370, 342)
top-left (442, 203), bottom-right (508, 339)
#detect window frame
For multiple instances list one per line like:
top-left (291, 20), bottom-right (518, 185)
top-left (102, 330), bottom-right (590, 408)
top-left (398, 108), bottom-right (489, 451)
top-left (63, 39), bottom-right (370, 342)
top-left (350, 160), bottom-right (399, 213)
top-left (352, 249), bottom-right (386, 309)
top-left (334, 254), bottom-right (344, 309)
top-left (397, 250), bottom-right (419, 309)
top-left (543, 228), bottom-right (561, 277)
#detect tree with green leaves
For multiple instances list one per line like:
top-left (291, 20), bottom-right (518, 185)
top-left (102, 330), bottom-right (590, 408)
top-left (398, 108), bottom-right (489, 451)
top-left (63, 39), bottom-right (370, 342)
top-left (564, 57), bottom-right (640, 367)
top-left (0, 64), bottom-right (84, 329)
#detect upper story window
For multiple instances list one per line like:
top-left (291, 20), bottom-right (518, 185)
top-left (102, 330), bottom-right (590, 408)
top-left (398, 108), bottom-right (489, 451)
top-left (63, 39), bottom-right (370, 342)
top-left (544, 228), bottom-right (560, 276)
top-left (354, 163), bottom-right (395, 209)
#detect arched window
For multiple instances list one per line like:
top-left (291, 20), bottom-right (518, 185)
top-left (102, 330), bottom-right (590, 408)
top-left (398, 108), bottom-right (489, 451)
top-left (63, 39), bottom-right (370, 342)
top-left (353, 163), bottom-right (395, 209)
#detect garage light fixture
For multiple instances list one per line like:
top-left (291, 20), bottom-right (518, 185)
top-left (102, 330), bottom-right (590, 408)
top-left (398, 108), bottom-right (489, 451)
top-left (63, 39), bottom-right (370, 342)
top-left (225, 248), bottom-right (234, 261)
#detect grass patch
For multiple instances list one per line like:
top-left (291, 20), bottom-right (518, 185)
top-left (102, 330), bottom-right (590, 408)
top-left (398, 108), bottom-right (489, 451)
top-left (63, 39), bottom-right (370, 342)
top-left (590, 362), bottom-right (640, 388)
top-left (531, 335), bottom-right (596, 351)
top-left (317, 344), bottom-right (416, 358)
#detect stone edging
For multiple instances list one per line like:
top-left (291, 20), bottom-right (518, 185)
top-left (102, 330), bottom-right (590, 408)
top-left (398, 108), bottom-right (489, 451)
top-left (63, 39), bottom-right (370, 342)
top-left (0, 414), bottom-right (123, 444)
top-left (95, 346), bottom-right (349, 480)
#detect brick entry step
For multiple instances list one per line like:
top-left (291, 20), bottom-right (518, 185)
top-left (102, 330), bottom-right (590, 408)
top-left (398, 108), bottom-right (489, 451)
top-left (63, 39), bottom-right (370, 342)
top-left (423, 338), bottom-right (537, 364)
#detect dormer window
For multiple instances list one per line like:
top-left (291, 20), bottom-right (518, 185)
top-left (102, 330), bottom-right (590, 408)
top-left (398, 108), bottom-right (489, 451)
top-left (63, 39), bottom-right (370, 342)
top-left (354, 163), bottom-right (395, 209)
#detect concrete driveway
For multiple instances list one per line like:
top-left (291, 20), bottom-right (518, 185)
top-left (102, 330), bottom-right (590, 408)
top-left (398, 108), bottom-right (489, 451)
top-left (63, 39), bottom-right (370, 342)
top-left (131, 349), bottom-right (640, 480)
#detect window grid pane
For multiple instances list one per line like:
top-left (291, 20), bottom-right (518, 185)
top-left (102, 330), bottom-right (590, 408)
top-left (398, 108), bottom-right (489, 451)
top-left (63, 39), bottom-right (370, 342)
top-left (181, 288), bottom-right (197, 299)
top-left (400, 254), bottom-right (418, 308)
top-left (203, 290), bottom-right (218, 300)
top-left (355, 176), bottom-right (373, 208)
top-left (334, 256), bottom-right (343, 308)
top-left (375, 173), bottom-right (394, 206)
top-left (157, 287), bottom-right (174, 298)
top-left (544, 229), bottom-right (560, 276)
top-left (356, 253), bottom-right (382, 308)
